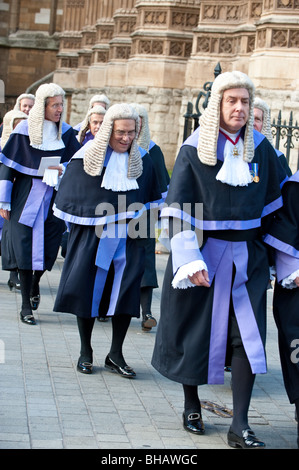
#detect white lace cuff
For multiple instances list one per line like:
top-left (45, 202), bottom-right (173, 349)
top-left (281, 269), bottom-right (299, 289)
top-left (0, 202), bottom-right (11, 211)
top-left (43, 168), bottom-right (59, 187)
top-left (172, 260), bottom-right (208, 289)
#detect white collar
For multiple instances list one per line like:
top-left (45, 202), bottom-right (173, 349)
top-left (101, 151), bottom-right (139, 191)
top-left (31, 120), bottom-right (65, 151)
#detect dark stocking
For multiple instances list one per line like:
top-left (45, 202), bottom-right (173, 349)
top-left (109, 314), bottom-right (131, 367)
top-left (30, 270), bottom-right (45, 297)
top-left (9, 269), bottom-right (19, 285)
top-left (183, 384), bottom-right (202, 416)
top-left (230, 354), bottom-right (256, 436)
top-left (76, 316), bottom-right (95, 363)
top-left (18, 269), bottom-right (33, 316)
top-left (140, 286), bottom-right (153, 319)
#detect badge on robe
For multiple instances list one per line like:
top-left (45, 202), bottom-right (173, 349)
top-left (248, 163), bottom-right (259, 183)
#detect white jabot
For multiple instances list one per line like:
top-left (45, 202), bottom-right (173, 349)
top-left (30, 120), bottom-right (65, 151)
top-left (101, 151), bottom-right (139, 191)
top-left (216, 129), bottom-right (252, 187)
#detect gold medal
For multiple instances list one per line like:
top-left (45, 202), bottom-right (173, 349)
top-left (253, 175), bottom-right (259, 183)
top-left (232, 147), bottom-right (239, 158)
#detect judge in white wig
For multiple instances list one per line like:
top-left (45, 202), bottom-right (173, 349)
top-left (77, 105), bottom-right (106, 145)
top-left (130, 102), bottom-right (170, 331)
top-left (152, 71), bottom-right (286, 448)
top-left (13, 93), bottom-right (35, 115)
top-left (53, 103), bottom-right (162, 378)
top-left (0, 82), bottom-right (80, 326)
top-left (73, 93), bottom-right (110, 133)
top-left (254, 97), bottom-right (292, 176)
top-left (1, 109), bottom-right (28, 149)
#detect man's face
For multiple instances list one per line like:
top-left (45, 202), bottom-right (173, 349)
top-left (109, 119), bottom-right (136, 153)
top-left (44, 95), bottom-right (64, 123)
top-left (219, 88), bottom-right (250, 133)
top-left (89, 113), bottom-right (104, 136)
top-left (253, 108), bottom-right (264, 133)
top-left (20, 98), bottom-right (34, 115)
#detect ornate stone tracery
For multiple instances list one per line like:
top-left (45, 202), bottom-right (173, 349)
top-left (51, 0), bottom-right (299, 169)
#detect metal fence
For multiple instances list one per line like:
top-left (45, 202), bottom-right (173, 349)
top-left (183, 64), bottom-right (299, 171)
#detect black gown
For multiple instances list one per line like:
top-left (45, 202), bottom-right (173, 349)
top-left (0, 120), bottom-right (80, 271)
top-left (152, 127), bottom-right (285, 386)
top-left (265, 171), bottom-right (299, 403)
top-left (53, 144), bottom-right (162, 319)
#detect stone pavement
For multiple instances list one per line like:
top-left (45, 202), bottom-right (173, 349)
top-left (0, 250), bottom-right (298, 451)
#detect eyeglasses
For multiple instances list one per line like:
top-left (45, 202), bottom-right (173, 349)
top-left (113, 130), bottom-right (136, 138)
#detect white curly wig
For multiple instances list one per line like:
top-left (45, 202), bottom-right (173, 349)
top-left (198, 71), bottom-right (255, 166)
top-left (78, 105), bottom-right (106, 144)
top-left (27, 83), bottom-right (65, 147)
top-left (13, 93), bottom-right (35, 112)
top-left (83, 103), bottom-right (142, 179)
top-left (254, 97), bottom-right (273, 145)
top-left (1, 109), bottom-right (28, 148)
top-left (130, 103), bottom-right (151, 152)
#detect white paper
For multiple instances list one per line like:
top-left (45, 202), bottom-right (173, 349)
top-left (37, 156), bottom-right (61, 176)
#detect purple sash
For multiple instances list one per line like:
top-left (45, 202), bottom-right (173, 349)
top-left (91, 224), bottom-right (127, 317)
top-left (18, 179), bottom-right (53, 270)
top-left (205, 238), bottom-right (267, 383)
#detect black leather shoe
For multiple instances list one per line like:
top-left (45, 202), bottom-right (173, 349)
top-left (30, 295), bottom-right (40, 311)
top-left (77, 360), bottom-right (93, 374)
top-left (183, 411), bottom-right (205, 434)
top-left (227, 428), bottom-right (266, 448)
top-left (142, 314), bottom-right (157, 331)
top-left (8, 279), bottom-right (21, 291)
top-left (20, 312), bottom-right (36, 325)
top-left (104, 355), bottom-right (136, 378)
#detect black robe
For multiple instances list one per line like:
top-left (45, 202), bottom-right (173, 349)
top-left (53, 144), bottom-right (162, 319)
top-left (140, 140), bottom-right (170, 288)
top-left (151, 127), bottom-right (284, 385)
top-left (264, 172), bottom-right (299, 403)
top-left (0, 120), bottom-right (80, 271)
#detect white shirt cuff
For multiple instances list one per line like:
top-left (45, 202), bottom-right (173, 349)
top-left (172, 260), bottom-right (208, 289)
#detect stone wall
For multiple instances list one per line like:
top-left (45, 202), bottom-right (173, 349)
top-left (0, 0), bottom-right (63, 115)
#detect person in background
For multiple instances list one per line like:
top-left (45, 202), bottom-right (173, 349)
top-left (152, 71), bottom-right (286, 448)
top-left (73, 94), bottom-right (110, 134)
top-left (14, 93), bottom-right (35, 115)
top-left (53, 103), bottom-right (162, 378)
top-left (0, 92), bottom-right (34, 139)
top-left (264, 171), bottom-right (299, 448)
top-left (0, 83), bottom-right (80, 325)
top-left (0, 109), bottom-right (28, 290)
top-left (130, 103), bottom-right (170, 331)
top-left (253, 97), bottom-right (292, 177)
top-left (77, 105), bottom-right (106, 145)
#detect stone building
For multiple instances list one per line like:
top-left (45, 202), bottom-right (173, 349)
top-left (0, 0), bottom-right (64, 111)
top-left (1, 0), bottom-right (299, 169)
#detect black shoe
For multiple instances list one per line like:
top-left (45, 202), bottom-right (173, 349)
top-left (77, 359), bottom-right (93, 374)
top-left (8, 278), bottom-right (20, 291)
top-left (141, 314), bottom-right (157, 331)
top-left (97, 316), bottom-right (108, 322)
top-left (20, 312), bottom-right (36, 325)
top-left (183, 411), bottom-right (205, 434)
top-left (227, 428), bottom-right (266, 449)
top-left (104, 355), bottom-right (136, 378)
top-left (30, 295), bottom-right (40, 311)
